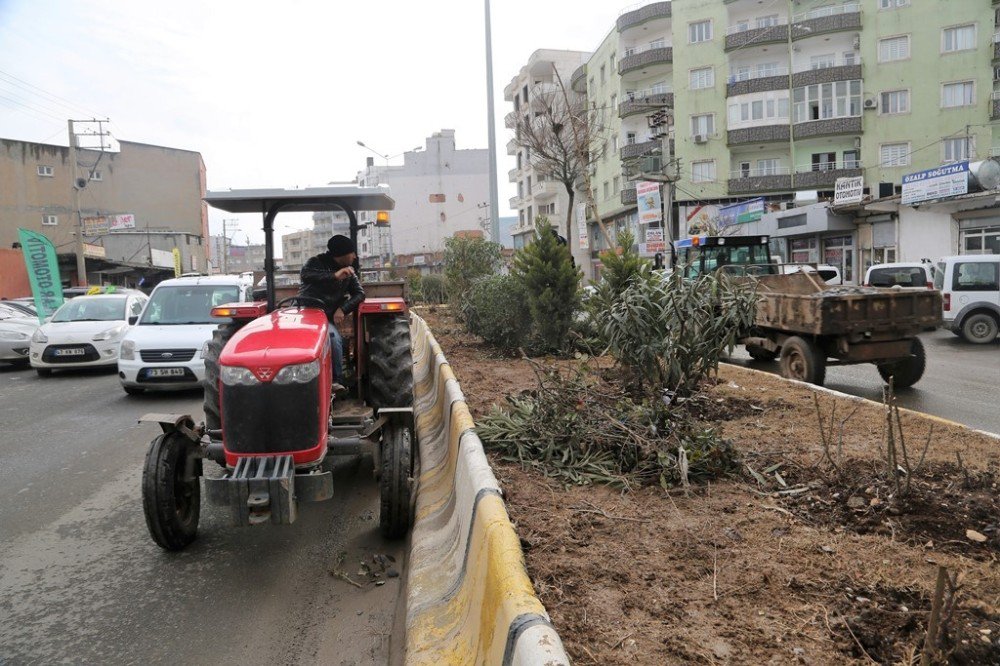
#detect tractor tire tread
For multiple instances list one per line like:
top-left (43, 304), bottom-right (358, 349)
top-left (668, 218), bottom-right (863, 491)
top-left (877, 337), bottom-right (926, 389)
top-left (203, 322), bottom-right (239, 433)
top-left (142, 431), bottom-right (200, 551)
top-left (379, 423), bottom-right (413, 539)
top-left (368, 316), bottom-right (414, 410)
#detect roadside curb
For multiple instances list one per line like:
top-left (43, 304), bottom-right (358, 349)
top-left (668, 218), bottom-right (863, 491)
top-left (724, 362), bottom-right (1000, 442)
top-left (404, 314), bottom-right (569, 665)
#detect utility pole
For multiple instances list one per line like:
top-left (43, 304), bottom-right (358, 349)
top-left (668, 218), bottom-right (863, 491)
top-left (221, 218), bottom-right (239, 274)
top-left (484, 0), bottom-right (500, 243)
top-left (69, 120), bottom-right (87, 286)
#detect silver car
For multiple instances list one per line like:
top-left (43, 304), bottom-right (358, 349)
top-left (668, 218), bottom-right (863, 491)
top-left (0, 303), bottom-right (39, 367)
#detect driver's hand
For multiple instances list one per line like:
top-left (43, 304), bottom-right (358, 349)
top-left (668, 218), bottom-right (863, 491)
top-left (334, 266), bottom-right (355, 280)
top-left (333, 308), bottom-right (345, 325)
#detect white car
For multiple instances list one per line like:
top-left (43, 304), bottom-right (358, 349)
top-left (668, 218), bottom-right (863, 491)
top-left (864, 262), bottom-right (936, 290)
top-left (0, 303), bottom-right (39, 367)
top-left (935, 254), bottom-right (1000, 344)
top-left (30, 292), bottom-right (147, 376)
top-left (780, 263), bottom-right (842, 285)
top-left (118, 276), bottom-right (252, 394)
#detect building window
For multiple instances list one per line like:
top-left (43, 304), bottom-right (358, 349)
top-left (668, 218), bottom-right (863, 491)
top-left (649, 38), bottom-right (666, 49)
top-left (36, 165), bottom-right (53, 177)
top-left (793, 80), bottom-right (862, 123)
top-left (689, 66), bottom-right (715, 90)
top-left (526, 176), bottom-right (532, 195)
top-left (810, 53), bottom-right (836, 69)
top-left (603, 181), bottom-right (610, 200)
top-left (757, 15), bottom-right (779, 28)
top-left (727, 91), bottom-right (790, 128)
top-left (878, 35), bottom-right (910, 62)
top-left (757, 159), bottom-right (779, 175)
top-left (626, 131), bottom-right (636, 145)
top-left (600, 64), bottom-right (606, 84)
top-left (689, 19), bottom-right (713, 44)
top-left (609, 52), bottom-right (616, 71)
top-left (880, 142), bottom-right (911, 167)
top-left (941, 81), bottom-right (975, 107)
top-left (879, 0), bottom-right (909, 9)
top-left (690, 113), bottom-right (715, 137)
top-left (612, 136), bottom-right (619, 152)
top-left (961, 228), bottom-right (1000, 255)
top-left (811, 152), bottom-right (837, 171)
top-left (942, 24), bottom-right (976, 53)
top-left (691, 160), bottom-right (716, 182)
top-left (943, 137), bottom-right (975, 163)
top-left (610, 93), bottom-right (617, 111)
top-left (880, 89), bottom-right (910, 114)
top-left (844, 150), bottom-right (860, 168)
top-left (650, 80), bottom-right (669, 95)
top-left (613, 175), bottom-right (621, 194)
top-left (90, 170), bottom-right (102, 181)
top-left (42, 214), bottom-right (58, 226)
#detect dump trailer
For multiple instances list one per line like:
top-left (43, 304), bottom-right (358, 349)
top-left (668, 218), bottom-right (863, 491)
top-left (740, 272), bottom-right (942, 387)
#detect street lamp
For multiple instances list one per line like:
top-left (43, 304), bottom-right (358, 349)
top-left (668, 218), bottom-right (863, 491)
top-left (356, 140), bottom-right (421, 166)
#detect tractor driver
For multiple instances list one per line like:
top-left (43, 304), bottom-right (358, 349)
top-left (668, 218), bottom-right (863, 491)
top-left (299, 235), bottom-right (365, 388)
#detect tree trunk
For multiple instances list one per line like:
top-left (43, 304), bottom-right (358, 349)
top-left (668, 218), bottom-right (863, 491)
top-left (564, 186), bottom-right (575, 243)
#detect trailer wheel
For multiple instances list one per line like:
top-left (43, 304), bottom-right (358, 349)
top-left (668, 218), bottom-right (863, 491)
top-left (203, 323), bottom-right (238, 434)
top-left (877, 338), bottom-right (926, 389)
top-left (379, 422), bottom-right (413, 539)
top-left (368, 315), bottom-right (414, 409)
top-left (142, 430), bottom-right (201, 551)
top-left (779, 336), bottom-right (826, 386)
top-left (746, 344), bottom-right (778, 362)
top-left (961, 312), bottom-right (999, 345)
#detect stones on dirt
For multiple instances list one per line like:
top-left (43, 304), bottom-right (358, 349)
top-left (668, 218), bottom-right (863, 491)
top-left (846, 496), bottom-right (865, 509)
top-left (966, 529), bottom-right (988, 543)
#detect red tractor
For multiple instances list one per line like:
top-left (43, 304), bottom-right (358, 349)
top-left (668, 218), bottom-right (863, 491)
top-left (140, 187), bottom-right (415, 550)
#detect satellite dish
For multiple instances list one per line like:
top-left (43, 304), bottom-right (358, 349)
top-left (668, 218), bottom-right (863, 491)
top-left (75, 177), bottom-right (88, 189)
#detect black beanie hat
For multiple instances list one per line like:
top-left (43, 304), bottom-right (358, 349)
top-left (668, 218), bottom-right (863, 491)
top-left (327, 235), bottom-right (356, 257)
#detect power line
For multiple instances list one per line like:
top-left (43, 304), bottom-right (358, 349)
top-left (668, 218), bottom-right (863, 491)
top-left (0, 69), bottom-right (103, 118)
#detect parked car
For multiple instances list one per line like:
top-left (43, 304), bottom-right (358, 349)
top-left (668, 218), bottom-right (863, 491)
top-left (864, 262), bottom-right (936, 290)
top-left (2, 299), bottom-right (37, 317)
top-left (0, 303), bottom-right (39, 367)
top-left (118, 275), bottom-right (252, 394)
top-left (780, 264), bottom-right (842, 285)
top-left (29, 292), bottom-right (147, 375)
top-left (935, 254), bottom-right (1000, 344)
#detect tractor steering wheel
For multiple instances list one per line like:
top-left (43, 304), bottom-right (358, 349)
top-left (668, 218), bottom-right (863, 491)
top-left (276, 296), bottom-right (327, 310)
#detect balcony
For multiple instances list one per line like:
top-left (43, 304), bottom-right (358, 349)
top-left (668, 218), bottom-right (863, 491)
top-left (508, 166), bottom-right (522, 182)
top-left (506, 137), bottom-right (518, 156)
top-left (618, 45), bottom-right (673, 76)
top-left (621, 188), bottom-right (638, 205)
top-left (534, 179), bottom-right (561, 200)
top-left (727, 123), bottom-right (790, 146)
top-left (992, 92), bottom-right (1000, 120)
top-left (792, 116), bottom-right (862, 140)
top-left (725, 20), bottom-right (789, 51)
top-left (529, 81), bottom-right (560, 104)
top-left (791, 59), bottom-right (862, 88)
top-left (619, 90), bottom-right (673, 118)
top-left (994, 32), bottom-right (1000, 61)
top-left (728, 167), bottom-right (792, 194)
top-left (509, 195), bottom-right (523, 209)
top-left (791, 3), bottom-right (861, 40)
top-left (620, 139), bottom-right (661, 160)
top-left (571, 63), bottom-right (587, 94)
top-left (727, 67), bottom-right (789, 97)
top-left (617, 1), bottom-right (671, 32)
top-left (504, 110), bottom-right (517, 129)
top-left (794, 162), bottom-right (863, 189)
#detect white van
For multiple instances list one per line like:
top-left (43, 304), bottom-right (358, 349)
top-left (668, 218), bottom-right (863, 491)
top-left (934, 255), bottom-right (1000, 344)
top-left (118, 275), bottom-right (253, 394)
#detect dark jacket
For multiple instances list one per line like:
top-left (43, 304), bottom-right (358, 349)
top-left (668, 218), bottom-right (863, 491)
top-left (298, 252), bottom-right (365, 322)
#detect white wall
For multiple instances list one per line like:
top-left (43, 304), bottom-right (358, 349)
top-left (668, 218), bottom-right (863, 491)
top-left (898, 208), bottom-right (958, 262)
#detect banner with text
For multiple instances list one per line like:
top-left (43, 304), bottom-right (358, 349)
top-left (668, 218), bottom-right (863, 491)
top-left (17, 228), bottom-right (64, 321)
top-left (902, 161), bottom-right (968, 205)
top-left (718, 197), bottom-right (764, 228)
top-left (635, 181), bottom-right (662, 225)
top-left (833, 176), bottom-right (864, 206)
top-left (576, 203), bottom-right (589, 250)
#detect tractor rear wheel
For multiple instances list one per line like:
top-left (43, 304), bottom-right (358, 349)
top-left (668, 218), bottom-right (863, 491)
top-left (779, 336), bottom-right (826, 386)
top-left (746, 344), bottom-right (778, 362)
top-left (877, 338), bottom-right (926, 389)
top-left (368, 315), bottom-right (414, 409)
top-left (203, 323), bottom-right (238, 434)
top-left (379, 422), bottom-right (413, 539)
top-left (142, 430), bottom-right (201, 551)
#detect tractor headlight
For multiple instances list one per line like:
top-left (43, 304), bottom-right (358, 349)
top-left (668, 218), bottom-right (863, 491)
top-left (120, 339), bottom-right (136, 360)
top-left (273, 359), bottom-right (321, 384)
top-left (220, 365), bottom-right (260, 386)
top-left (32, 328), bottom-right (48, 344)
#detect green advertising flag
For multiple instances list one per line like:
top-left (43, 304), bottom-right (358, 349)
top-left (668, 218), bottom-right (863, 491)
top-left (17, 228), bottom-right (65, 322)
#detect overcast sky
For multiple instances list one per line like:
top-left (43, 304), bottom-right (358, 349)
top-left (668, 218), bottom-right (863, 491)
top-left (0, 0), bottom-right (615, 247)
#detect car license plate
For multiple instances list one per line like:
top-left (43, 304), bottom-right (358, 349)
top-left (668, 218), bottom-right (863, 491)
top-left (54, 348), bottom-right (86, 356)
top-left (148, 368), bottom-right (186, 378)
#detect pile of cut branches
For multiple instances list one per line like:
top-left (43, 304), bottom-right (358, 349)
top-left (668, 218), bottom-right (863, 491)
top-left (477, 359), bottom-right (737, 490)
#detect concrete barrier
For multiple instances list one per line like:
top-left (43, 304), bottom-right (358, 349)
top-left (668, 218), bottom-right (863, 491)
top-left (405, 314), bottom-right (569, 665)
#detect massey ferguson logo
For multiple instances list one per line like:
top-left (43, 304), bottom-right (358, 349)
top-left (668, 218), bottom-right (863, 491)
top-left (254, 367), bottom-right (274, 381)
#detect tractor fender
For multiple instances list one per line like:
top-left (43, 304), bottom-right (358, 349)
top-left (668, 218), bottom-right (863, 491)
top-left (137, 413), bottom-right (201, 443)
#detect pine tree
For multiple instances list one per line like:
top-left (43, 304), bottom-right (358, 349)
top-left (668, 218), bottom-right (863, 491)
top-left (513, 216), bottom-right (582, 351)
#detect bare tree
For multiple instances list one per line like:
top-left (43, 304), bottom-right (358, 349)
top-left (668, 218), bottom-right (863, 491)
top-left (512, 73), bottom-right (613, 247)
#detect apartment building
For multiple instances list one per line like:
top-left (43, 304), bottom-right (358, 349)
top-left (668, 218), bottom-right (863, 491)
top-left (513, 0), bottom-right (1000, 281)
top-left (503, 49), bottom-right (591, 268)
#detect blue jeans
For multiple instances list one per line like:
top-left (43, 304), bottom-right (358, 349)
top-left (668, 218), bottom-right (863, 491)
top-left (329, 325), bottom-right (345, 384)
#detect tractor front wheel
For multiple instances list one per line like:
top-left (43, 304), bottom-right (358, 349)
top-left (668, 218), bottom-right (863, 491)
top-left (203, 323), bottom-right (238, 434)
top-left (142, 431), bottom-right (201, 551)
top-left (368, 315), bottom-right (414, 409)
top-left (379, 422), bottom-right (413, 539)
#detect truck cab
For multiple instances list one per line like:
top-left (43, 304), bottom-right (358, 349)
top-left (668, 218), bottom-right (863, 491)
top-left (672, 235), bottom-right (777, 279)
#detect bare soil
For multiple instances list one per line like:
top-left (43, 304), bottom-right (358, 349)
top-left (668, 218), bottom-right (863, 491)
top-left (415, 306), bottom-right (1000, 665)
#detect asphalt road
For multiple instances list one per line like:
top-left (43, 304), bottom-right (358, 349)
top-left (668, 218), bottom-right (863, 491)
top-left (725, 329), bottom-right (1000, 434)
top-left (0, 365), bottom-right (406, 665)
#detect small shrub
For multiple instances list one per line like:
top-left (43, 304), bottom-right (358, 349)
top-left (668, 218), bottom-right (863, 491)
top-left (512, 216), bottom-right (581, 352)
top-left (584, 229), bottom-right (651, 327)
top-left (462, 274), bottom-right (530, 349)
top-left (443, 236), bottom-right (502, 311)
top-left (405, 269), bottom-right (422, 302)
top-left (420, 274), bottom-right (447, 304)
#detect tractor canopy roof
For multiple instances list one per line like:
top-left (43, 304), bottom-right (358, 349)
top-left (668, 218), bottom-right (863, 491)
top-left (204, 185), bottom-right (394, 214)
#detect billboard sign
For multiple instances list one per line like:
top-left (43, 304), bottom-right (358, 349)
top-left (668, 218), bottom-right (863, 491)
top-left (17, 228), bottom-right (64, 321)
top-left (576, 203), bottom-right (589, 250)
top-left (109, 214), bottom-right (135, 230)
top-left (902, 161), bottom-right (968, 205)
top-left (833, 176), bottom-right (864, 206)
top-left (635, 181), bottom-right (662, 225)
top-left (718, 198), bottom-right (764, 228)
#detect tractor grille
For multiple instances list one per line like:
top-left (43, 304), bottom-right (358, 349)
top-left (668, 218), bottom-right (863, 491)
top-left (222, 377), bottom-right (322, 454)
top-left (140, 348), bottom-right (197, 363)
top-left (42, 344), bottom-right (100, 363)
